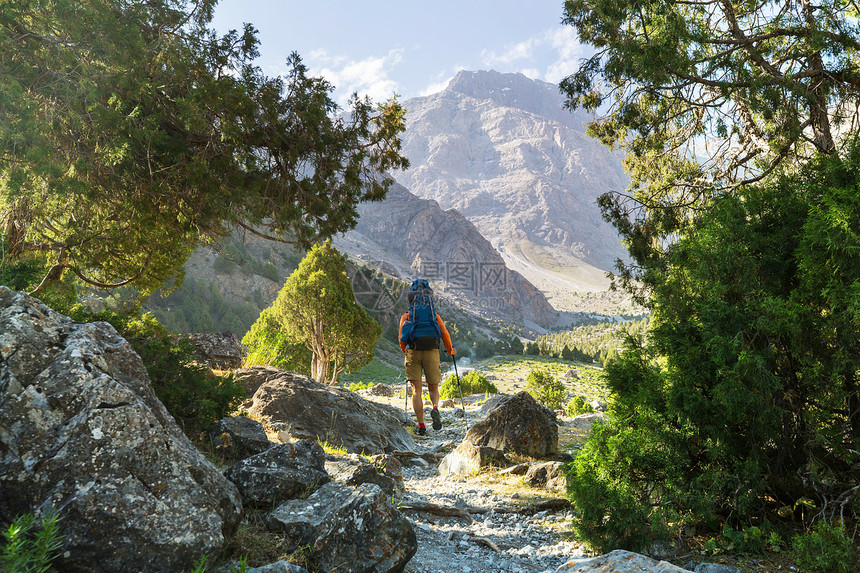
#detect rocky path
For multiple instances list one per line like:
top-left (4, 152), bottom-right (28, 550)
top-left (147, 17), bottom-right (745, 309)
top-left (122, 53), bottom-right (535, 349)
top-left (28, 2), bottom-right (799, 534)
top-left (388, 404), bottom-right (591, 573)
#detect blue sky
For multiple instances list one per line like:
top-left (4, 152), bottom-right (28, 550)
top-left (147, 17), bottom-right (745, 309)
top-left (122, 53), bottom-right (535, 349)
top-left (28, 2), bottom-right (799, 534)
top-left (210, 1), bottom-right (588, 106)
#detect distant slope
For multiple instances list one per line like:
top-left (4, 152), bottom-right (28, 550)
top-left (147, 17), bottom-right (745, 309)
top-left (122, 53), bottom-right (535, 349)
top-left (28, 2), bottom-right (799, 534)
top-left (397, 70), bottom-right (629, 298)
top-left (336, 182), bottom-right (557, 331)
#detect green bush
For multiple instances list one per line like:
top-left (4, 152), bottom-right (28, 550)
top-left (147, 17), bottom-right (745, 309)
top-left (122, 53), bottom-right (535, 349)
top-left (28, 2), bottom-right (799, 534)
top-left (242, 307), bottom-right (312, 374)
top-left (348, 381), bottom-right (374, 392)
top-left (565, 395), bottom-right (594, 417)
top-left (792, 521), bottom-right (858, 573)
top-left (440, 370), bottom-right (498, 399)
top-left (1, 511), bottom-right (64, 573)
top-left (526, 369), bottom-right (566, 410)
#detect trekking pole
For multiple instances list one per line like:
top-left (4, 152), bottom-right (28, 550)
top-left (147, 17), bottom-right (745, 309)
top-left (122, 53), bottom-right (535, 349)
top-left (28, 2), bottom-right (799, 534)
top-left (452, 354), bottom-right (468, 420)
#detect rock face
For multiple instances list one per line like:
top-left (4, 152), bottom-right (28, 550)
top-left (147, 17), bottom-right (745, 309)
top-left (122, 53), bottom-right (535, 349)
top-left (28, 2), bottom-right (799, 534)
top-left (525, 461), bottom-right (567, 490)
top-left (346, 182), bottom-right (558, 329)
top-left (465, 391), bottom-right (558, 458)
top-left (0, 287), bottom-right (242, 573)
top-left (267, 482), bottom-right (417, 573)
top-left (397, 70), bottom-right (629, 291)
top-left (556, 549), bottom-right (688, 572)
top-left (209, 415), bottom-right (273, 459)
top-left (438, 440), bottom-right (509, 476)
top-left (237, 366), bottom-right (415, 455)
top-left (325, 453), bottom-right (404, 496)
top-left (182, 331), bottom-right (247, 369)
top-left (224, 441), bottom-right (330, 508)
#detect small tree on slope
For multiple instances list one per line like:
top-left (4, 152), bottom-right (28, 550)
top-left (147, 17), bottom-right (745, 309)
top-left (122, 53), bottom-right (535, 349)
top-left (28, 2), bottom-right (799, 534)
top-left (246, 241), bottom-right (380, 384)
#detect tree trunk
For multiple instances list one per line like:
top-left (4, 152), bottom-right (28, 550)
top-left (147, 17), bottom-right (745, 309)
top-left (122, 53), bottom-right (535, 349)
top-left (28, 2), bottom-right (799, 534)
top-left (803, 0), bottom-right (836, 155)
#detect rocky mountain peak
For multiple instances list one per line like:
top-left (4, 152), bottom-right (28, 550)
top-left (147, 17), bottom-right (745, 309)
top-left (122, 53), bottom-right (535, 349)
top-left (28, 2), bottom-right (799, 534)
top-left (442, 70), bottom-right (589, 128)
top-left (398, 70), bottom-right (629, 301)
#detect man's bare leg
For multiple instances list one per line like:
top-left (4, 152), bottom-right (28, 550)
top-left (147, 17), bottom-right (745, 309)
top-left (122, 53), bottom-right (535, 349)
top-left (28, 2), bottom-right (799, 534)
top-left (410, 379), bottom-right (424, 424)
top-left (427, 383), bottom-right (439, 409)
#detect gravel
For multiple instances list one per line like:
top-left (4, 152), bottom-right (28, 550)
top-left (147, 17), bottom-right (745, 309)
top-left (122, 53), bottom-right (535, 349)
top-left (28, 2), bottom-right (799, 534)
top-left (393, 405), bottom-right (589, 573)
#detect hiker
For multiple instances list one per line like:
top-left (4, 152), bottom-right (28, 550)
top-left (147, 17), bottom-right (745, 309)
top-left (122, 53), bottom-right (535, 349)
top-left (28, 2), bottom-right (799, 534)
top-left (398, 279), bottom-right (456, 435)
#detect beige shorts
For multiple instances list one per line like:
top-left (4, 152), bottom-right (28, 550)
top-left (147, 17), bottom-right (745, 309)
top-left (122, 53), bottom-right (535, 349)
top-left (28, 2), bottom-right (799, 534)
top-left (404, 348), bottom-right (441, 388)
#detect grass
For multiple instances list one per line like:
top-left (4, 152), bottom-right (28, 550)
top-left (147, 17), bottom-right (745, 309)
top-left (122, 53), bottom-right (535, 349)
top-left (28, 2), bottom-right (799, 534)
top-left (479, 355), bottom-right (608, 406)
top-left (339, 357), bottom-right (401, 387)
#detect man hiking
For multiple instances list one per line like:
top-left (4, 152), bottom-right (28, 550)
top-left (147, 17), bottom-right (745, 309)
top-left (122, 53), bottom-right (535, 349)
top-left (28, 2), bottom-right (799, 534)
top-left (398, 279), bottom-right (456, 435)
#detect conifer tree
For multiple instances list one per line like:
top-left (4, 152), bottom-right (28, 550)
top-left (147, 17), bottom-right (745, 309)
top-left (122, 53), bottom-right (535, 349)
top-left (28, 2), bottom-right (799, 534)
top-left (246, 241), bottom-right (380, 384)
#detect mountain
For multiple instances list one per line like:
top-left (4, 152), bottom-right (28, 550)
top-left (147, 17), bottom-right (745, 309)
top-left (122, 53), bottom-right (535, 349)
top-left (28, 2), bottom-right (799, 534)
top-left (336, 182), bottom-right (558, 331)
top-left (395, 70), bottom-right (629, 301)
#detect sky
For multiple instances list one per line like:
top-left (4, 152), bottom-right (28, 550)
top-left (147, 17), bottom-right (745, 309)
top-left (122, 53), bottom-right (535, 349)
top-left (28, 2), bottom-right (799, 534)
top-left (210, 1), bottom-right (589, 106)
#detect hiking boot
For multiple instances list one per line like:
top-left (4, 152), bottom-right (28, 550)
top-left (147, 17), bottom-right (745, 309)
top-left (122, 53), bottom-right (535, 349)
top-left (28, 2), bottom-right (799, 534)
top-left (416, 425), bottom-right (426, 436)
top-left (431, 408), bottom-right (442, 430)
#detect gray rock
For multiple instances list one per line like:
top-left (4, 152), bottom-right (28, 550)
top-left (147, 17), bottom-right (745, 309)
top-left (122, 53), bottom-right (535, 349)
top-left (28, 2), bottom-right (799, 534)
top-left (209, 415), bottom-right (273, 460)
top-left (569, 412), bottom-right (604, 432)
top-left (476, 393), bottom-right (513, 418)
top-left (224, 441), bottom-right (329, 507)
top-left (325, 453), bottom-right (403, 496)
top-left (181, 331), bottom-right (247, 370)
top-left (438, 440), bottom-right (509, 475)
top-left (246, 561), bottom-right (310, 573)
top-left (684, 563), bottom-right (742, 573)
top-left (525, 461), bottom-right (567, 490)
top-left (0, 287), bottom-right (242, 573)
top-left (267, 482), bottom-right (416, 573)
top-left (237, 366), bottom-right (414, 455)
top-left (465, 391), bottom-right (558, 458)
top-left (556, 549), bottom-right (688, 572)
top-left (364, 382), bottom-right (396, 397)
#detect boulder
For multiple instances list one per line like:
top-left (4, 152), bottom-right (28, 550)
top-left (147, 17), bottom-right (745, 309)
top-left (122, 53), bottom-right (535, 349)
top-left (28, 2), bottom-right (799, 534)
top-left (363, 383), bottom-right (396, 397)
top-left (181, 331), bottom-right (247, 370)
top-left (325, 453), bottom-right (404, 496)
top-left (245, 562), bottom-right (310, 573)
top-left (465, 391), bottom-right (558, 458)
top-left (525, 461), bottom-right (567, 490)
top-left (569, 412), bottom-right (605, 433)
top-left (591, 399), bottom-right (607, 412)
top-left (682, 563), bottom-right (743, 573)
top-left (556, 550), bottom-right (688, 572)
top-left (234, 365), bottom-right (285, 397)
top-left (237, 367), bottom-right (414, 455)
top-left (438, 440), bottom-right (508, 475)
top-left (244, 560), bottom-right (308, 573)
top-left (224, 441), bottom-right (329, 507)
top-left (209, 415), bottom-right (273, 460)
top-left (0, 288), bottom-right (242, 573)
top-left (266, 482), bottom-right (416, 573)
top-left (476, 393), bottom-right (513, 418)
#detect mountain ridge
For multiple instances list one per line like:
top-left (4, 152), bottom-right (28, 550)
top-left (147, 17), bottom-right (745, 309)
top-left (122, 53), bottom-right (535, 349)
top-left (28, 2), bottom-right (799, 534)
top-left (396, 70), bottom-right (629, 301)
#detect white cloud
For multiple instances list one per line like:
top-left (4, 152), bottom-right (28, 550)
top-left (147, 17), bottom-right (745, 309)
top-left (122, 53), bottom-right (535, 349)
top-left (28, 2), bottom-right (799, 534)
top-left (420, 75), bottom-right (454, 97)
top-left (477, 26), bottom-right (589, 85)
top-left (543, 27), bottom-right (589, 83)
top-left (481, 38), bottom-right (537, 66)
top-left (305, 48), bottom-right (405, 106)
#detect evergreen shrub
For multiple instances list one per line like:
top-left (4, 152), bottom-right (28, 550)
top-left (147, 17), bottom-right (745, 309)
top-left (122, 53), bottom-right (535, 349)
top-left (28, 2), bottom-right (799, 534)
top-left (525, 369), bottom-right (566, 410)
top-left (440, 370), bottom-right (497, 399)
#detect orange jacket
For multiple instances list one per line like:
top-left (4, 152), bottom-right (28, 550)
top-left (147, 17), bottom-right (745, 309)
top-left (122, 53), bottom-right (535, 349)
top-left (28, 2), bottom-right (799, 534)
top-left (398, 312), bottom-right (454, 355)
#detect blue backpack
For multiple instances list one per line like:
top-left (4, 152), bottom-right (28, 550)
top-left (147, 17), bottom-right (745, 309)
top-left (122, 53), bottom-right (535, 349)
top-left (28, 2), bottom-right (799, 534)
top-left (400, 279), bottom-right (442, 350)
